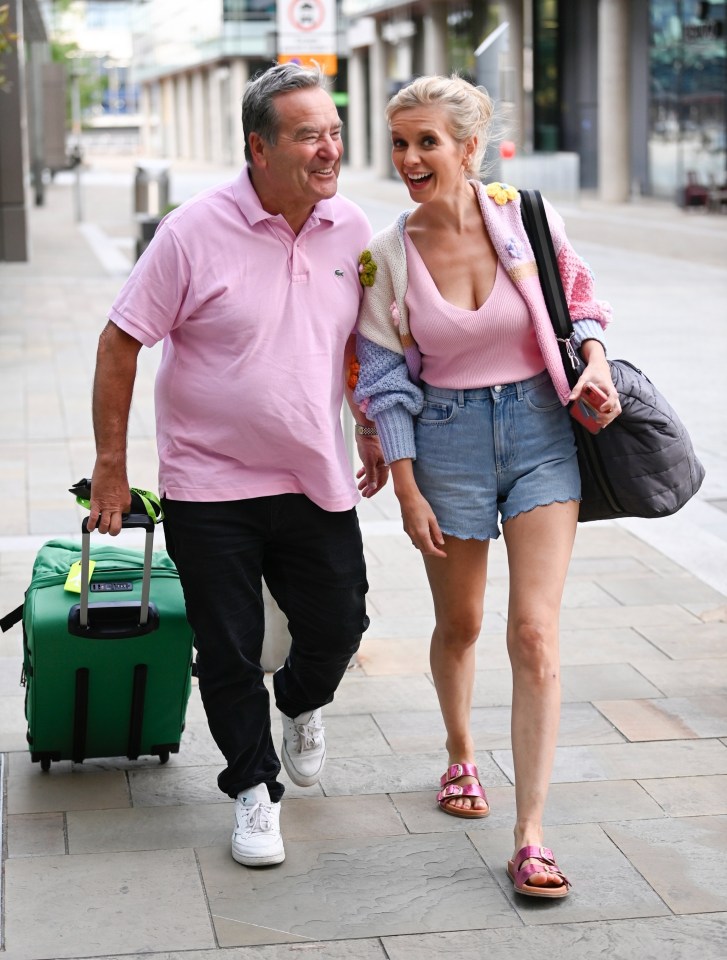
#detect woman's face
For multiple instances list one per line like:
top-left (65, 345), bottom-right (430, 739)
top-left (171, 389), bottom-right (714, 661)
top-left (390, 105), bottom-right (475, 203)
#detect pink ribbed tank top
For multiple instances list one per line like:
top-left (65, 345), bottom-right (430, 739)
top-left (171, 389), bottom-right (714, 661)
top-left (404, 231), bottom-right (545, 389)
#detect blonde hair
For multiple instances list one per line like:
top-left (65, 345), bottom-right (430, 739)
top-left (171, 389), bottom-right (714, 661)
top-left (386, 75), bottom-right (494, 177)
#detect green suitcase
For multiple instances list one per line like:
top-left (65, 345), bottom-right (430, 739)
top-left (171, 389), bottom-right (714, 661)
top-left (8, 515), bottom-right (194, 770)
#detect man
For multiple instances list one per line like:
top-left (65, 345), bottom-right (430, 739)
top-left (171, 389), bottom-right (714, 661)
top-left (88, 64), bottom-right (387, 867)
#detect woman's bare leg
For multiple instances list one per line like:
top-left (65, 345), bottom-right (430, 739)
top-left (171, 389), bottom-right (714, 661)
top-left (503, 500), bottom-right (578, 886)
top-left (423, 536), bottom-right (490, 813)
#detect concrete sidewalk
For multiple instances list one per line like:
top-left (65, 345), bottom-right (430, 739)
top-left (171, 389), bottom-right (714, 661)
top-left (1, 157), bottom-right (727, 960)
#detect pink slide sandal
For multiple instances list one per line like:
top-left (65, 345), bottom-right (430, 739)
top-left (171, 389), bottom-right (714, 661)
top-left (436, 763), bottom-right (490, 819)
top-left (507, 845), bottom-right (571, 898)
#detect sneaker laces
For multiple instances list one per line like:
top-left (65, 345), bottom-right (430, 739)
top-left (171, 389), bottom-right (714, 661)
top-left (235, 801), bottom-right (275, 837)
top-left (290, 718), bottom-right (323, 754)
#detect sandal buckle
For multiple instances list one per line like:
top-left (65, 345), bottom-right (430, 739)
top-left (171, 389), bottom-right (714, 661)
top-left (449, 763), bottom-right (463, 779)
top-left (442, 784), bottom-right (463, 797)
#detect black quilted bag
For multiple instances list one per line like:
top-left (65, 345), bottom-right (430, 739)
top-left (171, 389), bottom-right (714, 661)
top-left (520, 189), bottom-right (705, 522)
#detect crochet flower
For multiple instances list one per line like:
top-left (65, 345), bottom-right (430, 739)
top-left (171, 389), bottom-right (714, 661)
top-left (347, 356), bottom-right (360, 390)
top-left (506, 237), bottom-right (524, 259)
top-left (358, 250), bottom-right (377, 287)
top-left (486, 181), bottom-right (518, 205)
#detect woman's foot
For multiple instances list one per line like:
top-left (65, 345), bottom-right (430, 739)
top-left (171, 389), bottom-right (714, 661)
top-left (507, 844), bottom-right (570, 898)
top-left (437, 762), bottom-right (490, 819)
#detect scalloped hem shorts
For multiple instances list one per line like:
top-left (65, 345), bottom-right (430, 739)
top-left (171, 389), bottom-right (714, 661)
top-left (412, 370), bottom-right (581, 541)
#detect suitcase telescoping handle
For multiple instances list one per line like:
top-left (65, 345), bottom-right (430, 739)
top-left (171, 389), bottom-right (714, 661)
top-left (79, 514), bottom-right (155, 631)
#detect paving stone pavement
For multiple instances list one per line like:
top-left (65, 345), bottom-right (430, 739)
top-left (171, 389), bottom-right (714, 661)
top-left (1, 156), bottom-right (726, 959)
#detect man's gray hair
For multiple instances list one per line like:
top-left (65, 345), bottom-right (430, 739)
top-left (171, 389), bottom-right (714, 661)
top-left (242, 63), bottom-right (328, 164)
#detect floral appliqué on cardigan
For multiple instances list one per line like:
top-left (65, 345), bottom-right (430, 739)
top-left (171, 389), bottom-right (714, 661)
top-left (358, 250), bottom-right (377, 287)
top-left (486, 181), bottom-right (518, 205)
top-left (347, 356), bottom-right (360, 389)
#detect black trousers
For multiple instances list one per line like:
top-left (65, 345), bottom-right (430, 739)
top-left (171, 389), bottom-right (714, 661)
top-left (162, 494), bottom-right (369, 801)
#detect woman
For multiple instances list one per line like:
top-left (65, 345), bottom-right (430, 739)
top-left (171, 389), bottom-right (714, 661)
top-left (353, 75), bottom-right (621, 898)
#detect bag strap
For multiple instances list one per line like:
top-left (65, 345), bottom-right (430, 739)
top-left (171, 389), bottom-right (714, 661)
top-left (70, 478), bottom-right (164, 524)
top-left (128, 488), bottom-right (164, 524)
top-left (519, 189), bottom-right (580, 391)
top-left (0, 604), bottom-right (23, 633)
top-left (520, 189), bottom-right (624, 518)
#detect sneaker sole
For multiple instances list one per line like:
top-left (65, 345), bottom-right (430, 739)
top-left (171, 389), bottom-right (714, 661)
top-left (231, 846), bottom-right (285, 867)
top-left (281, 745), bottom-right (327, 787)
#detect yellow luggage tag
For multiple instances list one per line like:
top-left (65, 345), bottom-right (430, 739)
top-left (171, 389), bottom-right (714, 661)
top-left (64, 559), bottom-right (96, 593)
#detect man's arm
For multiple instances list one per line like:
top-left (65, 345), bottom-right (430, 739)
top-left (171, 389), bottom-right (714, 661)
top-left (88, 321), bottom-right (143, 535)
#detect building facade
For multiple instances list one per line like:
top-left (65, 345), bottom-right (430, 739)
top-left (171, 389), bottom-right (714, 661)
top-left (344, 0), bottom-right (726, 202)
top-left (131, 0), bottom-right (302, 167)
top-left (129, 0), bottom-right (725, 204)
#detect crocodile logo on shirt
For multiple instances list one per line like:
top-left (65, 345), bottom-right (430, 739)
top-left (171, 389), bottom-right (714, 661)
top-left (334, 269), bottom-right (344, 277)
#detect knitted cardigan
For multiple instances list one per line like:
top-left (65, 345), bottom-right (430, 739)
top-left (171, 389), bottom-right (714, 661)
top-left (357, 181), bottom-right (611, 407)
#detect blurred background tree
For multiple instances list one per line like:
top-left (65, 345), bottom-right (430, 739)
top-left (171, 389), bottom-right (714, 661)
top-left (0, 3), bottom-right (19, 92)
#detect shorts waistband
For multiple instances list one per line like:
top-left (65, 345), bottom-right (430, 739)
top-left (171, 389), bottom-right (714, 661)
top-left (423, 369), bottom-right (551, 405)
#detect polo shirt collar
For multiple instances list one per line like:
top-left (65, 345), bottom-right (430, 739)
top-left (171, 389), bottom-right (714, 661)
top-left (233, 166), bottom-right (336, 228)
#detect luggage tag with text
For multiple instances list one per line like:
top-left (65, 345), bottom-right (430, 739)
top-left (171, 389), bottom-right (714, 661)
top-left (64, 559), bottom-right (96, 593)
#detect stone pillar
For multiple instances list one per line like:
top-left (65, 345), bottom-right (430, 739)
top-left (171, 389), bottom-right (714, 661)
top-left (190, 70), bottom-right (207, 161)
top-left (160, 77), bottom-right (177, 159)
top-left (0, 0), bottom-right (27, 260)
top-left (139, 83), bottom-right (153, 155)
top-left (392, 23), bottom-right (414, 82)
top-left (176, 74), bottom-right (192, 159)
top-left (208, 67), bottom-right (225, 165)
top-left (370, 20), bottom-right (390, 178)
top-left (347, 46), bottom-right (367, 169)
top-left (500, 0), bottom-right (525, 148)
top-left (422, 1), bottom-right (448, 76)
top-left (229, 59), bottom-right (248, 167)
top-left (147, 81), bottom-right (161, 156)
top-left (598, 0), bottom-right (631, 202)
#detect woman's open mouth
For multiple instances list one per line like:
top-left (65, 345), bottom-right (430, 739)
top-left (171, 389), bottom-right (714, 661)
top-left (407, 172), bottom-right (433, 188)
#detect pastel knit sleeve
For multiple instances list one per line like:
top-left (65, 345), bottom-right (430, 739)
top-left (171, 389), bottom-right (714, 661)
top-left (353, 335), bottom-right (423, 464)
top-left (543, 198), bottom-right (612, 330)
top-left (572, 318), bottom-right (608, 355)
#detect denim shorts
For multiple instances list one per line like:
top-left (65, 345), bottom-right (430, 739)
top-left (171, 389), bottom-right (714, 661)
top-left (412, 370), bottom-right (581, 541)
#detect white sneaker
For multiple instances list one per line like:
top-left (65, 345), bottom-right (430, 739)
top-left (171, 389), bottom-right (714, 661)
top-left (281, 708), bottom-right (326, 787)
top-left (231, 783), bottom-right (285, 866)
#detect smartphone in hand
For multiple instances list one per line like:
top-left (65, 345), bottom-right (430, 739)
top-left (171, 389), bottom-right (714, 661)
top-left (570, 381), bottom-right (609, 434)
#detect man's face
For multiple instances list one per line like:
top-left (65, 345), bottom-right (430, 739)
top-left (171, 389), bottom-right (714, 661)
top-left (257, 87), bottom-right (344, 209)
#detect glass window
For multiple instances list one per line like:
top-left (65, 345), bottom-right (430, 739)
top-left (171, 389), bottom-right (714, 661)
top-left (533, 0), bottom-right (560, 152)
top-left (649, 0), bottom-right (726, 199)
top-left (222, 0), bottom-right (275, 20)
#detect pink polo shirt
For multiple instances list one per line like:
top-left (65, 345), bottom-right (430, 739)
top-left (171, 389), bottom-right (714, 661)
top-left (109, 168), bottom-right (371, 510)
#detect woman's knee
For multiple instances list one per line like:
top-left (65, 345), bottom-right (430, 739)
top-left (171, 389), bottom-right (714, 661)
top-left (507, 619), bottom-right (559, 674)
top-left (433, 612), bottom-right (482, 651)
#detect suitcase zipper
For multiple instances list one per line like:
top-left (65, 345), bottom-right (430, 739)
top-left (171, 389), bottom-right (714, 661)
top-left (29, 566), bottom-right (179, 590)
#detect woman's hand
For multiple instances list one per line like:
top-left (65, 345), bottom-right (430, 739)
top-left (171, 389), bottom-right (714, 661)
top-left (355, 435), bottom-right (390, 497)
top-left (389, 459), bottom-right (446, 557)
top-left (401, 492), bottom-right (447, 557)
top-left (570, 339), bottom-right (621, 428)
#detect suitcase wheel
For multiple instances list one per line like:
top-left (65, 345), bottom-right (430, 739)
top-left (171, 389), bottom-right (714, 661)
top-left (40, 757), bottom-right (51, 772)
top-left (158, 749), bottom-right (170, 765)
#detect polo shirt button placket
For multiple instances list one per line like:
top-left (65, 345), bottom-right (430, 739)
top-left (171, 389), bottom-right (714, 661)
top-left (291, 240), bottom-right (309, 284)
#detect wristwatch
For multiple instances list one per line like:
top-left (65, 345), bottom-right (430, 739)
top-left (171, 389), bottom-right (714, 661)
top-left (354, 424), bottom-right (378, 437)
